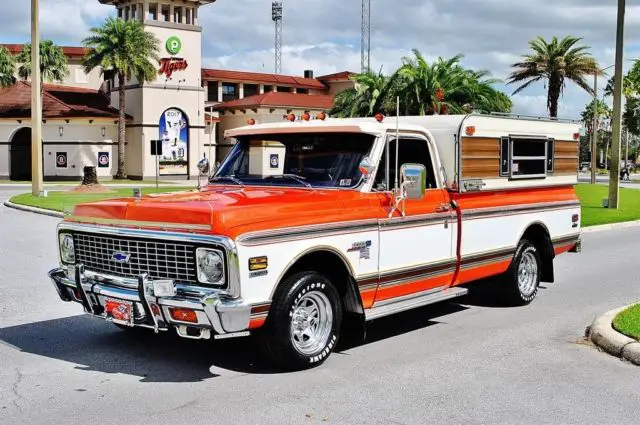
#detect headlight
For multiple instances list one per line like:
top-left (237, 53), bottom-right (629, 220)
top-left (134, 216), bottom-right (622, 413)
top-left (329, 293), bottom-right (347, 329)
top-left (59, 234), bottom-right (75, 264)
top-left (196, 248), bottom-right (225, 285)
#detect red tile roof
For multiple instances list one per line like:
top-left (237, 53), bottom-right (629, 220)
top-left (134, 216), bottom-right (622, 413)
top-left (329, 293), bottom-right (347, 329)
top-left (212, 92), bottom-right (334, 111)
top-left (202, 68), bottom-right (327, 90)
top-left (0, 81), bottom-right (123, 120)
top-left (1, 44), bottom-right (89, 59)
top-left (316, 71), bottom-right (356, 81)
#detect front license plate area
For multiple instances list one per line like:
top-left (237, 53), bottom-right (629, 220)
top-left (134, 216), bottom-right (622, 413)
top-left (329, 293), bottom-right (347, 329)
top-left (105, 298), bottom-right (133, 325)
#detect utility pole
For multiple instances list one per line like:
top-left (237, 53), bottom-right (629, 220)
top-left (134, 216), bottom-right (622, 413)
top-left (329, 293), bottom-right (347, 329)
top-left (590, 73), bottom-right (598, 184)
top-left (625, 126), bottom-right (629, 169)
top-left (272, 2), bottom-right (283, 74)
top-left (608, 0), bottom-right (626, 209)
top-left (31, 0), bottom-right (43, 197)
top-left (361, 0), bottom-right (371, 73)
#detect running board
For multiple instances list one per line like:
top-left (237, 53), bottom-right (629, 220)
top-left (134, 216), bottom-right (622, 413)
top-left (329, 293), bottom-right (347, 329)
top-left (365, 287), bottom-right (469, 321)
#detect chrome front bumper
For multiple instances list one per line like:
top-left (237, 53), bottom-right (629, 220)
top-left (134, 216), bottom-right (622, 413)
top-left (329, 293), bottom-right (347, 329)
top-left (48, 265), bottom-right (252, 339)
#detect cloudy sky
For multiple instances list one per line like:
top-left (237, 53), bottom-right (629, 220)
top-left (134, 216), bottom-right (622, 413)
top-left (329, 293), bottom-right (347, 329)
top-left (2, 0), bottom-right (640, 119)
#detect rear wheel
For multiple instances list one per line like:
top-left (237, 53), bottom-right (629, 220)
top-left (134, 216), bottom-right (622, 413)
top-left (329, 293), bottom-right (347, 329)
top-left (260, 272), bottom-right (342, 370)
top-left (500, 239), bottom-right (541, 306)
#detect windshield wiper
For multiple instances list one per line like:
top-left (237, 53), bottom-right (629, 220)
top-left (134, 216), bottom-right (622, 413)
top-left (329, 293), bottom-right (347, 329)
top-left (265, 174), bottom-right (312, 189)
top-left (210, 175), bottom-right (245, 187)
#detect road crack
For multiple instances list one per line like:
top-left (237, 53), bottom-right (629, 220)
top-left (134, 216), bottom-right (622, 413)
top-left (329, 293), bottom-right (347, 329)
top-left (11, 368), bottom-right (24, 412)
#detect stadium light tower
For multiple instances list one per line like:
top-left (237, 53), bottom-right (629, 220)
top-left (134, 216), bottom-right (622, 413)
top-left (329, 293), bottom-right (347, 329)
top-left (272, 1), bottom-right (283, 74)
top-left (361, 0), bottom-right (371, 73)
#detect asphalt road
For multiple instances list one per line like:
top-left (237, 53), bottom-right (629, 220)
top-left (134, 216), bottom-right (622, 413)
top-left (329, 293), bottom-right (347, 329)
top-left (1, 188), bottom-right (640, 425)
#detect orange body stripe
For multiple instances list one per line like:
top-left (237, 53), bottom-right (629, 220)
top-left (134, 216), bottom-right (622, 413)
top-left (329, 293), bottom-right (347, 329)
top-left (455, 260), bottom-right (512, 286)
top-left (374, 273), bottom-right (454, 303)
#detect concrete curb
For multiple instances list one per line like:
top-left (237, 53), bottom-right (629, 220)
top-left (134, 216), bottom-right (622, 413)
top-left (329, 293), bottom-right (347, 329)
top-left (582, 220), bottom-right (640, 233)
top-left (588, 305), bottom-right (640, 366)
top-left (3, 201), bottom-right (64, 219)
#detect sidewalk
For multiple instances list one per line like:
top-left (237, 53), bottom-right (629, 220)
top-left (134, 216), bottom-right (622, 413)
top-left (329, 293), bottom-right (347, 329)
top-left (0, 180), bottom-right (199, 189)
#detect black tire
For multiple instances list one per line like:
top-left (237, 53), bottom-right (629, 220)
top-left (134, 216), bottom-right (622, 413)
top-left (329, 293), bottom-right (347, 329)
top-left (260, 272), bottom-right (342, 370)
top-left (500, 239), bottom-right (542, 306)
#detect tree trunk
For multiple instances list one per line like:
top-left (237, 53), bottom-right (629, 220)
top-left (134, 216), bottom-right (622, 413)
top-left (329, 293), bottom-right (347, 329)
top-left (547, 77), bottom-right (562, 118)
top-left (81, 166), bottom-right (99, 185)
top-left (116, 72), bottom-right (127, 179)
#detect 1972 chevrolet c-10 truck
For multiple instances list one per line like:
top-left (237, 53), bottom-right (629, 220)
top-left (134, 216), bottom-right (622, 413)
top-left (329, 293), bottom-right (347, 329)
top-left (49, 113), bottom-right (582, 370)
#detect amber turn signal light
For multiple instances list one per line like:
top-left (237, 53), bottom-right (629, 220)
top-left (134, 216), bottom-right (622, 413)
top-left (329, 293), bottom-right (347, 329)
top-left (249, 256), bottom-right (268, 271)
top-left (169, 308), bottom-right (198, 323)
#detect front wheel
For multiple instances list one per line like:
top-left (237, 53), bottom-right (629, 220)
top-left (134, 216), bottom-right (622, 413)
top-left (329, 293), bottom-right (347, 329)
top-left (500, 239), bottom-right (542, 306)
top-left (260, 272), bottom-right (342, 370)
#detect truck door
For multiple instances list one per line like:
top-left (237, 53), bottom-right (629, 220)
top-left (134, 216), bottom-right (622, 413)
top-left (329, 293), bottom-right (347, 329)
top-left (374, 134), bottom-right (456, 304)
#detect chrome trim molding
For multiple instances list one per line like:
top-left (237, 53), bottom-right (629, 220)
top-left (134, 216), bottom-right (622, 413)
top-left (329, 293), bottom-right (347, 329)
top-left (379, 212), bottom-right (454, 231)
top-left (66, 215), bottom-right (212, 231)
top-left (237, 219), bottom-right (379, 247)
top-left (462, 200), bottom-right (580, 221)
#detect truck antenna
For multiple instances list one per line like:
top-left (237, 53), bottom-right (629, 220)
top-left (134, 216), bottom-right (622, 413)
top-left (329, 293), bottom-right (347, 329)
top-left (394, 96), bottom-right (400, 191)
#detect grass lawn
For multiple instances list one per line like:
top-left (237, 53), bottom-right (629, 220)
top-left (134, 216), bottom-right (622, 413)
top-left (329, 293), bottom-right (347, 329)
top-left (9, 187), bottom-right (190, 213)
top-left (576, 184), bottom-right (640, 227)
top-left (613, 304), bottom-right (640, 341)
top-left (0, 179), bottom-right (176, 185)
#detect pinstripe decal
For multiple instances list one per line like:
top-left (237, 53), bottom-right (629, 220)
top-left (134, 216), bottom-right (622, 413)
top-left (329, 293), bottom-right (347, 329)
top-left (236, 200), bottom-right (580, 246)
top-left (462, 200), bottom-right (580, 221)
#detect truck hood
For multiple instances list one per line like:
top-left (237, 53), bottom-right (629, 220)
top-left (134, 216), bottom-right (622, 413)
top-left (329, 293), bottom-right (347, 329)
top-left (70, 186), bottom-right (378, 238)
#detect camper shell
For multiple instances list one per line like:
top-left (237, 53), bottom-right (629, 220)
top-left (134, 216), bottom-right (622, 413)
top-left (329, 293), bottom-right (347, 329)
top-left (225, 113), bottom-right (583, 194)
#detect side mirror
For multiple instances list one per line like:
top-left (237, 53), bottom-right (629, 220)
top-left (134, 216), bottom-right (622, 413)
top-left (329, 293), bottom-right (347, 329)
top-left (197, 157), bottom-right (210, 176)
top-left (197, 157), bottom-right (210, 190)
top-left (400, 163), bottom-right (426, 200)
top-left (358, 157), bottom-right (375, 181)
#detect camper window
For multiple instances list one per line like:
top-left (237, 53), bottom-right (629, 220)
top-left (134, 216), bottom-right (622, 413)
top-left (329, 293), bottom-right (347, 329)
top-left (503, 137), bottom-right (553, 179)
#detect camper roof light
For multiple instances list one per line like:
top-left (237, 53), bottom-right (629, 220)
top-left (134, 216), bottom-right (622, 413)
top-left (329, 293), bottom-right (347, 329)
top-left (374, 113), bottom-right (385, 123)
top-left (286, 113), bottom-right (296, 122)
top-left (573, 132), bottom-right (580, 141)
top-left (465, 126), bottom-right (476, 136)
top-left (316, 111), bottom-right (327, 121)
top-left (302, 112), bottom-right (311, 121)
top-left (247, 118), bottom-right (256, 125)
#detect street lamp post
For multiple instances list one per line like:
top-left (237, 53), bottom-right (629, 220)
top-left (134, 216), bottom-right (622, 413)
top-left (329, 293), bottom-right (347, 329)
top-left (591, 64), bottom-right (616, 185)
top-left (608, 0), bottom-right (626, 209)
top-left (30, 0), bottom-right (43, 197)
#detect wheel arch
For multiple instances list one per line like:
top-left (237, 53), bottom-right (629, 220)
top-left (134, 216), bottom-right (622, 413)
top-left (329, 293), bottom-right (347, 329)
top-left (271, 246), bottom-right (364, 316)
top-left (517, 221), bottom-right (555, 283)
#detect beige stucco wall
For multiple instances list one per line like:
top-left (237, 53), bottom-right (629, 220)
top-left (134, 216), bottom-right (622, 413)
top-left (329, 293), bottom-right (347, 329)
top-left (12, 59), bottom-right (103, 91)
top-left (324, 80), bottom-right (354, 95)
top-left (0, 120), bottom-right (118, 179)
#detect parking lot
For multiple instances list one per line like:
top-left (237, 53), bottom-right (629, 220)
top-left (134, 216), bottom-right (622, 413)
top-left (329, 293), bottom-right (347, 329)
top-left (1, 187), bottom-right (640, 425)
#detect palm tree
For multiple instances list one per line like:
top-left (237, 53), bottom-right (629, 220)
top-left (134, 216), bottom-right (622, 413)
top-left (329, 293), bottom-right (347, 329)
top-left (16, 40), bottom-right (69, 98)
top-left (331, 50), bottom-right (511, 118)
top-left (0, 46), bottom-right (16, 88)
top-left (396, 50), bottom-right (511, 115)
top-left (82, 17), bottom-right (160, 179)
top-left (330, 70), bottom-right (396, 118)
top-left (508, 36), bottom-right (601, 118)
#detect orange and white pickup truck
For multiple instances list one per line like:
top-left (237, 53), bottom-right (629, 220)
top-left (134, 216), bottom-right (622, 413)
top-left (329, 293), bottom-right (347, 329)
top-left (48, 113), bottom-right (582, 370)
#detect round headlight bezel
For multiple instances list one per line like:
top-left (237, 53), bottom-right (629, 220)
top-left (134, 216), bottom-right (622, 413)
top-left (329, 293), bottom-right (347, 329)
top-left (59, 233), bottom-right (75, 264)
top-left (196, 248), bottom-right (225, 285)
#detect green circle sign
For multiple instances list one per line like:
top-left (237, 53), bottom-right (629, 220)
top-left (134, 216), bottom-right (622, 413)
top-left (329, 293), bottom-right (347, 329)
top-left (166, 36), bottom-right (182, 55)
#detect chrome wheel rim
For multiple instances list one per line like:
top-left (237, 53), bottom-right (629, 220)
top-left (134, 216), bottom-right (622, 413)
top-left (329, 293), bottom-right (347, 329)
top-left (518, 250), bottom-right (538, 296)
top-left (290, 290), bottom-right (333, 356)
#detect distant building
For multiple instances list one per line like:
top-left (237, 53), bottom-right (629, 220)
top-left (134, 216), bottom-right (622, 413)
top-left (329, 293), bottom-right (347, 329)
top-left (0, 0), bottom-right (355, 180)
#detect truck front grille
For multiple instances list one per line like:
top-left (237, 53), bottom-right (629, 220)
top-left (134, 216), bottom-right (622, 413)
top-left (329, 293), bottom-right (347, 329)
top-left (73, 232), bottom-right (197, 283)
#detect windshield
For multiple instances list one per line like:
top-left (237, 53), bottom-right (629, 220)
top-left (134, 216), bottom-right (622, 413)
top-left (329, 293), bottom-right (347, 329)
top-left (213, 132), bottom-right (375, 189)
